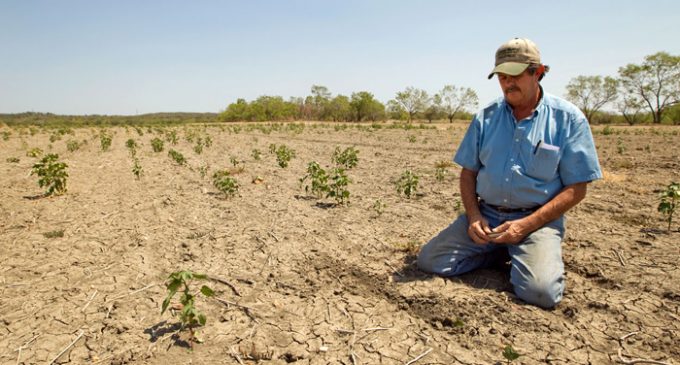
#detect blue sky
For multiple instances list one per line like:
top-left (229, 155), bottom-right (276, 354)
top-left (1, 0), bottom-right (679, 115)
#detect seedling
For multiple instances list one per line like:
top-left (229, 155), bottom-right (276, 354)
top-left (658, 182), bottom-right (680, 231)
top-left (43, 230), bottom-right (64, 239)
top-left (502, 345), bottom-right (521, 363)
top-left (327, 167), bottom-right (350, 205)
top-left (300, 161), bottom-right (329, 198)
top-left (126, 138), bottom-right (138, 156)
top-left (230, 156), bottom-right (240, 167)
top-left (66, 140), bottom-right (80, 152)
top-left (132, 158), bottom-right (143, 179)
top-left (31, 154), bottom-right (68, 196)
top-left (332, 146), bottom-right (359, 170)
top-left (373, 199), bottom-right (386, 217)
top-left (251, 149), bottom-right (262, 161)
top-left (268, 143), bottom-right (277, 154)
top-left (193, 141), bottom-right (203, 155)
top-left (1, 131), bottom-right (10, 141)
top-left (6, 157), bottom-right (20, 163)
top-left (396, 170), bottom-right (419, 198)
top-left (100, 132), bottom-right (112, 152)
top-left (198, 163), bottom-right (209, 179)
top-left (435, 167), bottom-right (446, 182)
top-left (168, 149), bottom-right (187, 165)
top-left (407, 135), bottom-right (417, 143)
top-left (151, 137), bottom-right (164, 152)
top-left (26, 147), bottom-right (43, 158)
top-left (166, 130), bottom-right (179, 145)
top-left (161, 270), bottom-right (215, 347)
top-left (213, 170), bottom-right (239, 197)
top-left (275, 145), bottom-right (296, 168)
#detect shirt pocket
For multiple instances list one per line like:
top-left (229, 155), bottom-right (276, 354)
top-left (526, 143), bottom-right (560, 181)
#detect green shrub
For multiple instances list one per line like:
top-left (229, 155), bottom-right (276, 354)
top-left (26, 147), bottom-right (43, 158)
top-left (275, 145), bottom-right (296, 168)
top-left (66, 140), bottom-right (80, 152)
top-left (31, 154), bottom-right (68, 196)
top-left (151, 137), bottom-right (164, 152)
top-left (396, 170), bottom-right (419, 198)
top-left (168, 149), bottom-right (187, 165)
top-left (658, 182), bottom-right (680, 231)
top-left (213, 170), bottom-right (239, 197)
top-left (100, 132), bottom-right (112, 151)
top-left (332, 146), bottom-right (359, 170)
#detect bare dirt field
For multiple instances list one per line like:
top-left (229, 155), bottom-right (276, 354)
top-left (1, 122), bottom-right (678, 364)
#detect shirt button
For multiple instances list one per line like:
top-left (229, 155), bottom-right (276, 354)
top-left (505, 178), bottom-right (509, 182)
top-left (503, 199), bottom-right (508, 203)
top-left (510, 158), bottom-right (514, 162)
top-left (515, 139), bottom-right (519, 142)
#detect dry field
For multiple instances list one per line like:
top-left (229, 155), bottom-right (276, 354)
top-left (1, 122), bottom-right (678, 365)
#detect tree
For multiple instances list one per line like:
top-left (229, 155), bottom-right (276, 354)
top-left (618, 52), bottom-right (680, 123)
top-left (310, 85), bottom-right (332, 120)
top-left (386, 100), bottom-right (408, 120)
top-left (394, 87), bottom-right (429, 122)
top-left (424, 93), bottom-right (443, 122)
top-left (438, 85), bottom-right (479, 123)
top-left (616, 92), bottom-right (648, 125)
top-left (327, 95), bottom-right (353, 122)
top-left (565, 75), bottom-right (618, 123)
top-left (350, 92), bottom-right (385, 122)
top-left (219, 98), bottom-right (250, 122)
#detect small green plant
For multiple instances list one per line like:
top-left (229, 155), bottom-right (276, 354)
top-left (396, 170), bottom-right (419, 198)
top-left (658, 182), bottom-right (680, 231)
top-left (198, 163), bottom-right (209, 179)
top-left (166, 130), bottom-right (179, 145)
top-left (434, 160), bottom-right (453, 182)
top-left (407, 135), bottom-right (417, 143)
top-left (204, 135), bottom-right (213, 147)
top-left (1, 131), bottom-right (10, 141)
top-left (373, 199), bottom-right (386, 217)
top-left (193, 140), bottom-right (204, 155)
top-left (230, 156), bottom-right (240, 167)
top-left (31, 154), bottom-right (68, 196)
top-left (168, 149), bottom-right (187, 165)
top-left (502, 345), bottom-right (521, 363)
top-left (26, 147), bottom-right (43, 158)
top-left (602, 125), bottom-right (613, 135)
top-left (327, 167), bottom-right (350, 205)
top-left (616, 137), bottom-right (625, 154)
top-left (126, 138), bottom-right (138, 156)
top-left (43, 230), bottom-right (64, 239)
top-left (275, 145), bottom-right (296, 168)
top-left (100, 132), bottom-right (112, 152)
top-left (132, 158), bottom-right (143, 179)
top-left (161, 270), bottom-right (215, 347)
top-left (151, 137), bottom-right (164, 152)
top-left (6, 157), bottom-right (20, 163)
top-left (251, 148), bottom-right (262, 161)
top-left (49, 133), bottom-right (61, 143)
top-left (300, 161), bottom-right (329, 198)
top-left (268, 143), bottom-right (277, 154)
top-left (213, 170), bottom-right (239, 197)
top-left (66, 140), bottom-right (80, 152)
top-left (332, 146), bottom-right (359, 169)
top-left (134, 126), bottom-right (144, 136)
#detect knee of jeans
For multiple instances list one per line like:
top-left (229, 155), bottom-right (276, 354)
top-left (514, 277), bottom-right (563, 309)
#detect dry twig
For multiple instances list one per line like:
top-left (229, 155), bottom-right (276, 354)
top-left (208, 275), bottom-right (241, 296)
top-left (48, 330), bottom-right (84, 365)
top-left (617, 348), bottom-right (671, 365)
top-left (405, 347), bottom-right (432, 365)
top-left (105, 283), bottom-right (156, 303)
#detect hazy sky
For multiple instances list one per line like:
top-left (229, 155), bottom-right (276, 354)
top-left (2, 0), bottom-right (679, 115)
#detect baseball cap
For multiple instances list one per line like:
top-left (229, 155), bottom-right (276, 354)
top-left (487, 38), bottom-right (549, 79)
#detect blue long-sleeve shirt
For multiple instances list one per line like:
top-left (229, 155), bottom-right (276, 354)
top-left (454, 89), bottom-right (602, 208)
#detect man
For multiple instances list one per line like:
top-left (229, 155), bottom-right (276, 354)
top-left (417, 38), bottom-right (602, 308)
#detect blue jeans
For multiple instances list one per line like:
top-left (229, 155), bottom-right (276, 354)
top-left (417, 203), bottom-right (565, 308)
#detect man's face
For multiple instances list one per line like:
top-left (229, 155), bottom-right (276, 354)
top-left (497, 68), bottom-right (541, 109)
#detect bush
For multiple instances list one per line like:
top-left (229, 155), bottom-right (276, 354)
top-left (31, 154), bottom-right (68, 196)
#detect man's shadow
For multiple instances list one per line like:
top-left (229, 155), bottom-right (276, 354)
top-left (394, 253), bottom-right (513, 294)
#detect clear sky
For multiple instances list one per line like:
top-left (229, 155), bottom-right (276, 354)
top-left (2, 0), bottom-right (679, 116)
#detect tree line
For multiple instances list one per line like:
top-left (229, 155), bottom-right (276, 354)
top-left (565, 51), bottom-right (680, 124)
top-left (218, 85), bottom-right (479, 123)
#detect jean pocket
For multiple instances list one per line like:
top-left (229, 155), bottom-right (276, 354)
top-left (527, 144), bottom-right (560, 181)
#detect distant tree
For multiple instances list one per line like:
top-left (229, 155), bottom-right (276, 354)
top-left (386, 100), bottom-right (408, 120)
top-left (219, 98), bottom-right (250, 122)
top-left (616, 92), bottom-right (648, 125)
top-left (310, 85), bottom-right (332, 120)
top-left (328, 95), bottom-right (353, 122)
top-left (565, 75), bottom-right (618, 123)
top-left (424, 93), bottom-right (443, 122)
top-left (618, 52), bottom-right (680, 123)
top-left (438, 85), bottom-right (479, 123)
top-left (250, 96), bottom-right (296, 121)
top-left (350, 92), bottom-right (385, 122)
top-left (394, 87), bottom-right (429, 122)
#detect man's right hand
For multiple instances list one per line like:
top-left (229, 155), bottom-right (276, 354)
top-left (467, 215), bottom-right (493, 244)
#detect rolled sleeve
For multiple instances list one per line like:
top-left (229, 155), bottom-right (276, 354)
top-left (454, 118), bottom-right (482, 171)
top-left (559, 116), bottom-right (603, 186)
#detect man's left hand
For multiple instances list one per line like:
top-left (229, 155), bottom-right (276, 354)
top-left (488, 218), bottom-right (532, 244)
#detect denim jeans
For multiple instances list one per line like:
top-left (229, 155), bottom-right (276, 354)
top-left (417, 203), bottom-right (565, 308)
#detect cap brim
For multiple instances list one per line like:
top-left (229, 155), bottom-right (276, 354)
top-left (487, 62), bottom-right (530, 79)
